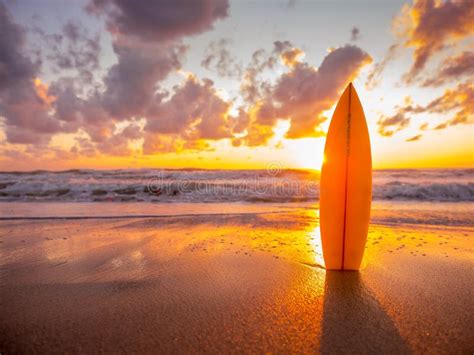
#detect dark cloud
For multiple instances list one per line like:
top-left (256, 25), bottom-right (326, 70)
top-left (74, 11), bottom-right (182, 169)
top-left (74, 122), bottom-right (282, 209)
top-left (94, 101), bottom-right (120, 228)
top-left (86, 0), bottom-right (229, 42)
top-left (49, 21), bottom-right (101, 79)
top-left (146, 75), bottom-right (231, 141)
top-left (350, 26), bottom-right (360, 41)
top-left (0, 0), bottom-right (231, 155)
top-left (102, 41), bottom-right (185, 118)
top-left (422, 51), bottom-right (474, 87)
top-left (73, 0), bottom-right (231, 154)
top-left (0, 2), bottom-right (37, 92)
top-left (48, 78), bottom-right (83, 123)
top-left (0, 3), bottom-right (60, 144)
top-left (47, 78), bottom-right (120, 146)
top-left (201, 38), bottom-right (242, 78)
top-left (0, 6), bottom-right (102, 146)
top-left (394, 0), bottom-right (474, 83)
top-left (29, 20), bottom-right (101, 85)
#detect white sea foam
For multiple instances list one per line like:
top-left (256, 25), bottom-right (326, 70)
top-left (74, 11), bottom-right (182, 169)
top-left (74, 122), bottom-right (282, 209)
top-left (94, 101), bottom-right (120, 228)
top-left (0, 168), bottom-right (472, 202)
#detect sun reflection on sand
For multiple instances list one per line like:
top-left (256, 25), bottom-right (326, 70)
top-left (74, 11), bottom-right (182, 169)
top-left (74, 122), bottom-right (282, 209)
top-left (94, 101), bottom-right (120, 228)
top-left (308, 226), bottom-right (326, 269)
top-left (304, 209), bottom-right (326, 268)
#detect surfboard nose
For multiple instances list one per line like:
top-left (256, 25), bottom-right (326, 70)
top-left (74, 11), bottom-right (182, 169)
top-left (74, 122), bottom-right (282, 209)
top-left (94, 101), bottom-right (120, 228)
top-left (342, 82), bottom-right (353, 97)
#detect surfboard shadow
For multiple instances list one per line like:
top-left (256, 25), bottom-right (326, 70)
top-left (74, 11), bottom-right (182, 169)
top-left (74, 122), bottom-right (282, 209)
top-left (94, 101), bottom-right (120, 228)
top-left (320, 272), bottom-right (410, 354)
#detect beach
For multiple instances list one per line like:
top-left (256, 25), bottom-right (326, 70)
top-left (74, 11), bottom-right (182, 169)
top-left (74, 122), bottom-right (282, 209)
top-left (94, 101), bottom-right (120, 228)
top-left (1, 0), bottom-right (474, 352)
top-left (1, 202), bottom-right (472, 353)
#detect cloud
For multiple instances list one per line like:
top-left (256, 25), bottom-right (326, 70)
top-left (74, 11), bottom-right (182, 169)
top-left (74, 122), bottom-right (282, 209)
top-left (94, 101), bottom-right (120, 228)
top-left (142, 134), bottom-right (182, 154)
top-left (422, 51), bottom-right (474, 87)
top-left (239, 41), bottom-right (306, 107)
top-left (75, 0), bottom-right (230, 154)
top-left (0, 0), bottom-right (231, 157)
top-left (146, 75), bottom-right (231, 141)
top-left (46, 21), bottom-right (101, 81)
top-left (101, 40), bottom-right (185, 119)
top-left (394, 0), bottom-right (474, 82)
top-left (377, 81), bottom-right (473, 135)
top-left (0, 3), bottom-right (61, 144)
top-left (48, 78), bottom-right (83, 123)
top-left (273, 40), bottom-right (304, 67)
top-left (142, 133), bottom-right (212, 155)
top-left (279, 47), bottom-right (304, 67)
top-left (240, 48), bottom-right (277, 105)
top-left (1, 0), bottom-right (376, 162)
top-left (248, 44), bottom-right (372, 139)
top-left (231, 108), bottom-right (250, 134)
top-left (86, 0), bottom-right (229, 42)
top-left (0, 3), bottom-right (37, 92)
top-left (421, 82), bottom-right (474, 127)
top-left (201, 38), bottom-right (242, 78)
top-left (350, 26), bottom-right (360, 41)
top-left (0, 4), bottom-right (105, 147)
top-left (377, 112), bottom-right (410, 137)
top-left (95, 123), bottom-right (142, 156)
top-left (239, 123), bottom-right (275, 147)
top-left (365, 44), bottom-right (399, 89)
top-left (90, 0), bottom-right (230, 122)
top-left (406, 134), bottom-right (422, 142)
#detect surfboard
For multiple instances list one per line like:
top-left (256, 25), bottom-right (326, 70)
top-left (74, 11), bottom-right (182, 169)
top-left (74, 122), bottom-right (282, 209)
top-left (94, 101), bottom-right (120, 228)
top-left (319, 83), bottom-right (372, 270)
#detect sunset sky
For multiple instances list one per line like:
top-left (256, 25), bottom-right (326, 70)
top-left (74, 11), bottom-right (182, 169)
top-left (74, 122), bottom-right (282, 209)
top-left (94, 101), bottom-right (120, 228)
top-left (0, 0), bottom-right (473, 171)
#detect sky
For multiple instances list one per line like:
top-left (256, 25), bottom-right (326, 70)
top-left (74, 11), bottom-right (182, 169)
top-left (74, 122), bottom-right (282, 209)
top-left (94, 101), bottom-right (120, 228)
top-left (0, 0), bottom-right (473, 171)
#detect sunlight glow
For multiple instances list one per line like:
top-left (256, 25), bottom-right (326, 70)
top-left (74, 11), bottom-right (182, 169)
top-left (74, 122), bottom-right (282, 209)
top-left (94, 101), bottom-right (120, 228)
top-left (287, 138), bottom-right (325, 170)
top-left (308, 221), bottom-right (325, 268)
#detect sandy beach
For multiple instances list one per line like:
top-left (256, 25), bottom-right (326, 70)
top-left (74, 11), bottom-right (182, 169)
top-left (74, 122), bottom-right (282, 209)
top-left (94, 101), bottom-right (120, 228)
top-left (1, 0), bottom-right (473, 352)
top-left (1, 204), bottom-right (472, 353)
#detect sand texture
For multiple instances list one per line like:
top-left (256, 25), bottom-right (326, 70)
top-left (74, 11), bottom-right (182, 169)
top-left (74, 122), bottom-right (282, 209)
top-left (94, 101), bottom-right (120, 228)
top-left (1, 209), bottom-right (473, 353)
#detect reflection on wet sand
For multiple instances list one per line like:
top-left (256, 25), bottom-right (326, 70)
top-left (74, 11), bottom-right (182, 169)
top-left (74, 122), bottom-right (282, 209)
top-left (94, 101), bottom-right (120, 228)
top-left (321, 271), bottom-right (410, 353)
top-left (0, 208), bottom-right (472, 353)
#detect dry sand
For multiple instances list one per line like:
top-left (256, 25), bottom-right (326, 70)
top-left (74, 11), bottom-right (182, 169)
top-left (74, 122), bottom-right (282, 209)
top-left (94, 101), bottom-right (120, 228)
top-left (0, 209), bottom-right (473, 353)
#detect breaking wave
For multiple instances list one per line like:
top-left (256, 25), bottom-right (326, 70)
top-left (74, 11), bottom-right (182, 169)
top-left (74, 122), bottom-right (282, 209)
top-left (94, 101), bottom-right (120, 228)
top-left (0, 168), bottom-right (472, 202)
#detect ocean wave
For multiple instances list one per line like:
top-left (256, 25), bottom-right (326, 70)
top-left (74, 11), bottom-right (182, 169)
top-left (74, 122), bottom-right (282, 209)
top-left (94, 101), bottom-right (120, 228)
top-left (0, 169), bottom-right (472, 202)
top-left (373, 182), bottom-right (474, 202)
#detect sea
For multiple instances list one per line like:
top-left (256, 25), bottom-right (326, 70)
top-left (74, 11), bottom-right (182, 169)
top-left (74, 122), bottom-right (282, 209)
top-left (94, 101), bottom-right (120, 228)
top-left (0, 168), bottom-right (472, 227)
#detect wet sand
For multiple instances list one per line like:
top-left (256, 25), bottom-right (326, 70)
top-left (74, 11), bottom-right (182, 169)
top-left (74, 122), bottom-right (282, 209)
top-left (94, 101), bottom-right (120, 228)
top-left (0, 209), bottom-right (473, 353)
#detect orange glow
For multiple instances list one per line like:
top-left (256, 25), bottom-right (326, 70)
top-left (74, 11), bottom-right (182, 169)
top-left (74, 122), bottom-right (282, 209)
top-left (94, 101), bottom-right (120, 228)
top-left (34, 78), bottom-right (56, 106)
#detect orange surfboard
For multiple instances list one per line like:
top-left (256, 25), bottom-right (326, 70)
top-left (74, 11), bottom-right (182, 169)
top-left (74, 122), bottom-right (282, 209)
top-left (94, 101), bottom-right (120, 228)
top-left (320, 83), bottom-right (372, 270)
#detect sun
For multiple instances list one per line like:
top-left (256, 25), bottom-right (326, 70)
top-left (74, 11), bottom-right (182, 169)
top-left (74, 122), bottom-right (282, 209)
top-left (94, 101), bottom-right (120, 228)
top-left (286, 138), bottom-right (325, 170)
